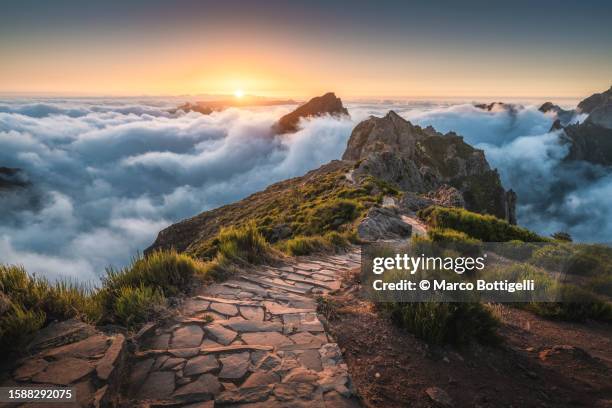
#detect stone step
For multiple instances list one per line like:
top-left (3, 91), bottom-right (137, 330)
top-left (240, 275), bottom-right (311, 296)
top-left (195, 295), bottom-right (261, 307)
top-left (256, 269), bottom-right (337, 291)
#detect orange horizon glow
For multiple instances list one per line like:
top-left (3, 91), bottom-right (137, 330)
top-left (0, 25), bottom-right (612, 100)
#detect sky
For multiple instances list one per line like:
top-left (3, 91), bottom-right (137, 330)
top-left (1, 0), bottom-right (611, 99)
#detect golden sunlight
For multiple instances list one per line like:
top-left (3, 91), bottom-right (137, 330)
top-left (234, 89), bottom-right (244, 98)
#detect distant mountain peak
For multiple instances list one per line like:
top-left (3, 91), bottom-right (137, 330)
top-left (274, 92), bottom-right (349, 134)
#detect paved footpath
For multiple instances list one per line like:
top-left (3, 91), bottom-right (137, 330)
top-left (124, 249), bottom-right (362, 407)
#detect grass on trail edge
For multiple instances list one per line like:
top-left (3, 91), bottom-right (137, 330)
top-left (0, 250), bottom-right (210, 350)
top-left (0, 221), bottom-right (356, 350)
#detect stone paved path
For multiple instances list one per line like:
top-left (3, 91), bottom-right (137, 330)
top-left (125, 249), bottom-right (362, 407)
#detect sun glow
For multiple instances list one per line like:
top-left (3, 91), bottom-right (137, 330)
top-left (234, 89), bottom-right (244, 98)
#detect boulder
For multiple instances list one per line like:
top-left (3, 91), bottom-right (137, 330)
top-left (357, 207), bottom-right (412, 241)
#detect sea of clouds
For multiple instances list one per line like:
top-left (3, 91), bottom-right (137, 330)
top-left (0, 98), bottom-right (609, 282)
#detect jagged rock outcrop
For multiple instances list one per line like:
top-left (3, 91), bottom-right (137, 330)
top-left (357, 207), bottom-right (412, 241)
top-left (343, 111), bottom-right (516, 222)
top-left (585, 104), bottom-right (612, 129)
top-left (399, 185), bottom-right (465, 213)
top-left (555, 85), bottom-right (612, 166)
top-left (577, 85), bottom-right (612, 114)
top-left (274, 92), bottom-right (349, 134)
top-left (561, 122), bottom-right (612, 165)
top-left (539, 102), bottom-right (576, 126)
top-left (425, 185), bottom-right (466, 208)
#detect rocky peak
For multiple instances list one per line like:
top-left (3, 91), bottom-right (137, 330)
top-left (552, 85), bottom-right (612, 166)
top-left (342, 110), bottom-right (425, 161)
top-left (577, 85), bottom-right (612, 113)
top-left (342, 111), bottom-right (516, 222)
top-left (274, 92), bottom-right (349, 134)
top-left (539, 102), bottom-right (576, 126)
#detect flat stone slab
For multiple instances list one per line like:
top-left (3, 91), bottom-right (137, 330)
top-left (219, 352), bottom-right (250, 379)
top-left (242, 371), bottom-right (281, 388)
top-left (161, 357), bottom-right (185, 370)
top-left (242, 332), bottom-right (293, 348)
top-left (182, 299), bottom-right (211, 315)
top-left (215, 385), bottom-right (272, 405)
top-left (14, 359), bottom-right (48, 381)
top-left (174, 373), bottom-right (221, 399)
top-left (210, 302), bottom-right (239, 316)
top-left (263, 301), bottom-right (314, 315)
top-left (146, 333), bottom-right (171, 350)
top-left (240, 306), bottom-right (264, 321)
top-left (203, 324), bottom-right (237, 346)
top-left (224, 320), bottom-right (282, 333)
top-left (184, 355), bottom-right (220, 376)
top-left (45, 333), bottom-right (109, 359)
top-left (27, 319), bottom-right (95, 351)
top-left (290, 332), bottom-right (326, 347)
top-left (137, 371), bottom-right (176, 399)
top-left (171, 325), bottom-right (204, 349)
top-left (95, 334), bottom-right (126, 381)
top-left (298, 349), bottom-right (323, 372)
top-left (201, 344), bottom-right (273, 354)
top-left (31, 357), bottom-right (94, 385)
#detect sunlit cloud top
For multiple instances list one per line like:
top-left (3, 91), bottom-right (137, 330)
top-left (1, 0), bottom-right (611, 98)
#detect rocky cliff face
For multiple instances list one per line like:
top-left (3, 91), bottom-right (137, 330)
top-left (343, 111), bottom-right (516, 223)
top-left (577, 85), bottom-right (612, 114)
top-left (556, 85), bottom-right (612, 166)
top-left (274, 92), bottom-right (349, 134)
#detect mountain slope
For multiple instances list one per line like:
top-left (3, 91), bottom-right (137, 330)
top-left (148, 107), bottom-right (517, 256)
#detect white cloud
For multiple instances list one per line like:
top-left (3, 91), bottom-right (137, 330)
top-left (1, 97), bottom-right (610, 282)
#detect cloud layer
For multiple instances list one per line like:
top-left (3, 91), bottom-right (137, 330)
top-left (0, 99), bottom-right (354, 282)
top-left (1, 98), bottom-right (610, 282)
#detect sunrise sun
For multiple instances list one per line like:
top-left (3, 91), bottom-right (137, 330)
top-left (234, 89), bottom-right (244, 98)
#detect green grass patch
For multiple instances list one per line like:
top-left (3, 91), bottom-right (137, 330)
top-left (426, 227), bottom-right (482, 257)
top-left (113, 284), bottom-right (165, 329)
top-left (385, 302), bottom-right (500, 346)
top-left (277, 231), bottom-right (353, 256)
top-left (1, 250), bottom-right (214, 349)
top-left (187, 165), bottom-right (383, 259)
top-left (418, 206), bottom-right (548, 242)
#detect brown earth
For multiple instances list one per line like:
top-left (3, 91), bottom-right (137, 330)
top-left (324, 268), bottom-right (612, 408)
